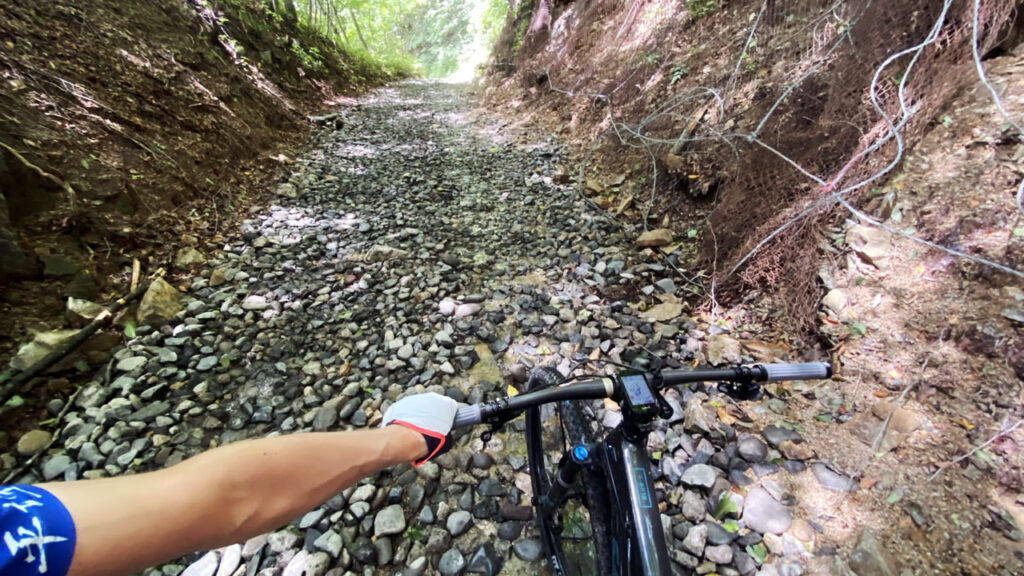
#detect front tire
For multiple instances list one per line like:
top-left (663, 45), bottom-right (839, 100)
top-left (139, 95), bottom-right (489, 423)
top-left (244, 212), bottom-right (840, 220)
top-left (525, 396), bottom-right (613, 575)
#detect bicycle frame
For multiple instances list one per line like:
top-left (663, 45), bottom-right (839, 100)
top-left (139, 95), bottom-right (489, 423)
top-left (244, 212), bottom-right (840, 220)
top-left (453, 362), bottom-right (831, 576)
top-left (600, 428), bottom-right (672, 576)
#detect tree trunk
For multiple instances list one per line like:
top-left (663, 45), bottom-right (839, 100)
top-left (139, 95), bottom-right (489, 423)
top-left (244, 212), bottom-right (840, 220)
top-left (349, 7), bottom-right (371, 53)
top-left (280, 0), bottom-right (298, 26)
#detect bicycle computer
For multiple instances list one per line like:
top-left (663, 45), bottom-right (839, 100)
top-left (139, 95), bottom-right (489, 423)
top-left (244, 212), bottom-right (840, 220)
top-left (619, 373), bottom-right (658, 420)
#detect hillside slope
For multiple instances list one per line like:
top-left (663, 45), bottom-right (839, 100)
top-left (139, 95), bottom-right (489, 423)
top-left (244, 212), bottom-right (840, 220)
top-left (0, 0), bottom-right (393, 360)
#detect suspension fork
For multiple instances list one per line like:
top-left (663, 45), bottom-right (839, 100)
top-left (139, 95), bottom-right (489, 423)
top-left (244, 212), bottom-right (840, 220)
top-left (536, 443), bottom-right (597, 516)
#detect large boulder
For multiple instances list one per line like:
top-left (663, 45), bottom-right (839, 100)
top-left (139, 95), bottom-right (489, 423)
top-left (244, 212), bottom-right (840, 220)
top-left (137, 278), bottom-right (183, 326)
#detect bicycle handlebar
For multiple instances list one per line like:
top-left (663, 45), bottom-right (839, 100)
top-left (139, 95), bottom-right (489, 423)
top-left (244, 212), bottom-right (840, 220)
top-left (453, 405), bottom-right (482, 428)
top-left (451, 362), bottom-right (831, 430)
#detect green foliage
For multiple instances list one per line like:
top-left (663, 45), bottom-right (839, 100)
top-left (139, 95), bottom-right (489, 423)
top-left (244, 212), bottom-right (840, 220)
top-left (670, 63), bottom-right (689, 85)
top-left (689, 0), bottom-right (717, 19)
top-left (746, 543), bottom-right (767, 564)
top-left (405, 527), bottom-right (425, 541)
top-left (4, 395), bottom-right (25, 408)
top-left (290, 40), bottom-right (325, 72)
top-left (634, 51), bottom-right (661, 69)
top-left (713, 493), bottom-right (739, 520)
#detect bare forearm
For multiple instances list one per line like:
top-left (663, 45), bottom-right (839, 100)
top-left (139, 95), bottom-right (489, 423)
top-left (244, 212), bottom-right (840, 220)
top-left (44, 427), bottom-right (425, 576)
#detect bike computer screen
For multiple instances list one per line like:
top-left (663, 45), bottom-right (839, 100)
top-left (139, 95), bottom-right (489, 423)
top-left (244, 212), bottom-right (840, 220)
top-left (621, 374), bottom-right (656, 407)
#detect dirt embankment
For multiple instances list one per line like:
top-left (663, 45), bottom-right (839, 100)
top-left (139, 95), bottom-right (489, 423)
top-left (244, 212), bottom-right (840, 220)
top-left (483, 1), bottom-right (1024, 573)
top-left (482, 0), bottom-right (1021, 325)
top-left (0, 0), bottom-right (392, 360)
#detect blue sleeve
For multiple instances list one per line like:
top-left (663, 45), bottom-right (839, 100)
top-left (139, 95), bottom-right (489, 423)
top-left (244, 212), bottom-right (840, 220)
top-left (0, 485), bottom-right (76, 576)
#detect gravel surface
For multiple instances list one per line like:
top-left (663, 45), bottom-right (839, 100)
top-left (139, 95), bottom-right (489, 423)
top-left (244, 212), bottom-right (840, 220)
top-left (8, 82), bottom-right (876, 576)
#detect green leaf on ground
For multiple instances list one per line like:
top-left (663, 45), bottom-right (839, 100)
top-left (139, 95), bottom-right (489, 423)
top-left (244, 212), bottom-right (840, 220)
top-left (746, 543), bottom-right (767, 564)
top-left (814, 413), bottom-right (833, 423)
top-left (713, 493), bottom-right (739, 519)
top-left (5, 395), bottom-right (25, 408)
top-left (845, 321), bottom-right (867, 338)
top-left (1013, 227), bottom-right (1024, 238)
top-left (722, 520), bottom-right (740, 533)
top-left (124, 321), bottom-right (137, 339)
top-left (687, 228), bottom-right (698, 238)
top-left (74, 360), bottom-right (89, 372)
top-left (0, 369), bottom-right (15, 384)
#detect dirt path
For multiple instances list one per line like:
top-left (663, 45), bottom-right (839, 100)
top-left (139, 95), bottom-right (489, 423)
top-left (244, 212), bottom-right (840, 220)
top-left (5, 80), bottom-right (1020, 576)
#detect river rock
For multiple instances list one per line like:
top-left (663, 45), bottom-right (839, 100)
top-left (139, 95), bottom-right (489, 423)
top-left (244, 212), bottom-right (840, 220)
top-left (137, 278), bottom-right (183, 326)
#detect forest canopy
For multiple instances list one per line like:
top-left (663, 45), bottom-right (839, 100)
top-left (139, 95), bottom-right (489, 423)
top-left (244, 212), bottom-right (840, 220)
top-left (270, 0), bottom-right (508, 78)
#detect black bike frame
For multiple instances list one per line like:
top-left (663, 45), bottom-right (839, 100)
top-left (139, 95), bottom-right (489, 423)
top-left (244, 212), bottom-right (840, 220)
top-left (455, 362), bottom-right (831, 576)
top-left (599, 428), bottom-right (672, 576)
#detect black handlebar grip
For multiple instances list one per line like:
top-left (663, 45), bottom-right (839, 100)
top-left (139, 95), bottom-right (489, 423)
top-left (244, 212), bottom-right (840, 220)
top-left (762, 362), bottom-right (832, 381)
top-left (452, 405), bottom-right (482, 429)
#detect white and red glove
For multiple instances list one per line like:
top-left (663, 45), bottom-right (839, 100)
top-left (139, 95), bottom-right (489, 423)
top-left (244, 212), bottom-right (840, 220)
top-left (381, 392), bottom-right (458, 465)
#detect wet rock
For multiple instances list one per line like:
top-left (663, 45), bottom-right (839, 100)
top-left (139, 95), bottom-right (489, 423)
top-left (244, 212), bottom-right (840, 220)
top-left (705, 544), bottom-right (733, 564)
top-left (439, 548), bottom-right (466, 575)
top-left (512, 539), bottom-right (543, 561)
top-left (466, 543), bottom-right (503, 575)
top-left (182, 551), bottom-right (219, 576)
top-left (737, 436), bottom-right (767, 463)
top-left (42, 454), bottom-right (74, 480)
top-left (215, 544), bottom-right (241, 576)
top-left (761, 425), bottom-right (802, 449)
top-left (848, 528), bottom-right (898, 576)
top-left (682, 523), bottom-right (708, 556)
top-left (681, 464), bottom-right (718, 489)
top-left (447, 510), bottom-right (473, 536)
top-left (742, 487), bottom-right (791, 534)
top-left (374, 504), bottom-right (406, 536)
top-left (812, 463), bottom-right (856, 493)
top-left (497, 521), bottom-right (523, 540)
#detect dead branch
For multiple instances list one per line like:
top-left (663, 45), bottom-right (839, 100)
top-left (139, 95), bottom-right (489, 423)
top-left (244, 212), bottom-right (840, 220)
top-left (0, 282), bottom-right (149, 406)
top-left (927, 417), bottom-right (1024, 482)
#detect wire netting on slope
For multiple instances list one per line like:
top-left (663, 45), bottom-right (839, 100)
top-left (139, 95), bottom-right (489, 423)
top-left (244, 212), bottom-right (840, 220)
top-left (704, 0), bottom-right (1017, 327)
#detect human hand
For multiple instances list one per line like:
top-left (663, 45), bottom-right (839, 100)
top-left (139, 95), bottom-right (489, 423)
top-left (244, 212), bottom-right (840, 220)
top-left (381, 392), bottom-right (458, 465)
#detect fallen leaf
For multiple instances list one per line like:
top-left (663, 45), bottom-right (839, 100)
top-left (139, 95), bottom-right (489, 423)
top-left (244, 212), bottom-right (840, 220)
top-left (717, 406), bottom-right (737, 425)
top-left (954, 417), bottom-right (975, 431)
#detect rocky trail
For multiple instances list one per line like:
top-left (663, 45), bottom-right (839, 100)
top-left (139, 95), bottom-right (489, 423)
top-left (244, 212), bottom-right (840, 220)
top-left (7, 81), bottom-right (1012, 576)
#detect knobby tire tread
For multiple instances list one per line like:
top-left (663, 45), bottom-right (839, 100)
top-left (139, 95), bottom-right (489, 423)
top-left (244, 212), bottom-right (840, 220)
top-left (559, 401), bottom-right (613, 574)
top-left (526, 398), bottom-right (613, 575)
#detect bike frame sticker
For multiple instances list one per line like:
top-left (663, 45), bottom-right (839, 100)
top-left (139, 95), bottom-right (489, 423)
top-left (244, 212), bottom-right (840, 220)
top-left (632, 466), bottom-right (653, 509)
